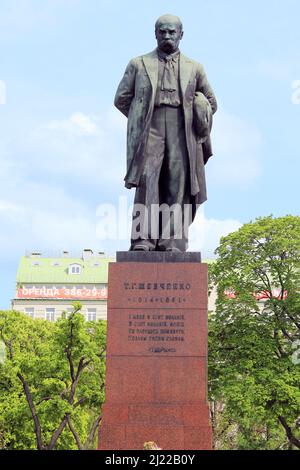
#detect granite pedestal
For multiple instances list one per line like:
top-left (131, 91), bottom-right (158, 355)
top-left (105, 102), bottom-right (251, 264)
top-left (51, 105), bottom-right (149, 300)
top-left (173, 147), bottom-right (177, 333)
top-left (98, 252), bottom-right (212, 450)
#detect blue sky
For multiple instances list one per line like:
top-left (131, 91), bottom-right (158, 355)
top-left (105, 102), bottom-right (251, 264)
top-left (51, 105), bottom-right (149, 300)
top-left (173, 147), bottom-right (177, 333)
top-left (0, 0), bottom-right (299, 308)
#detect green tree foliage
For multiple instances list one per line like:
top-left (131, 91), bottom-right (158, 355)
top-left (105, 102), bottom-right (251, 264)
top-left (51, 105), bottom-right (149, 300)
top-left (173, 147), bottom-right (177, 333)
top-left (209, 215), bottom-right (300, 450)
top-left (0, 304), bottom-right (106, 450)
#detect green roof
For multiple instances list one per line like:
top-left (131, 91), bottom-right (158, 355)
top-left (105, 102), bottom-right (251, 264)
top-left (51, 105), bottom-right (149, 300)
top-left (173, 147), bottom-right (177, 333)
top-left (16, 256), bottom-right (115, 284)
top-left (202, 258), bottom-right (216, 264)
top-left (16, 254), bottom-right (215, 285)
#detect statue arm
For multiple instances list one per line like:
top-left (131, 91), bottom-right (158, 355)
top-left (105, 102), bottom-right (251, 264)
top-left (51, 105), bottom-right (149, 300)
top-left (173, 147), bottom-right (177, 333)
top-left (114, 59), bottom-right (137, 118)
top-left (196, 64), bottom-right (218, 115)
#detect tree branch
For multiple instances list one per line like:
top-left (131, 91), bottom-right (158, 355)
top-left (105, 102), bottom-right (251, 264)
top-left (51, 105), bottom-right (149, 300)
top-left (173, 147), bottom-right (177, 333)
top-left (37, 396), bottom-right (53, 405)
top-left (278, 415), bottom-right (300, 449)
top-left (46, 356), bottom-right (92, 449)
top-left (47, 415), bottom-right (69, 450)
top-left (65, 319), bottom-right (75, 382)
top-left (84, 415), bottom-right (102, 450)
top-left (74, 397), bottom-right (88, 408)
top-left (17, 373), bottom-right (44, 450)
top-left (67, 416), bottom-right (84, 450)
top-left (273, 329), bottom-right (288, 357)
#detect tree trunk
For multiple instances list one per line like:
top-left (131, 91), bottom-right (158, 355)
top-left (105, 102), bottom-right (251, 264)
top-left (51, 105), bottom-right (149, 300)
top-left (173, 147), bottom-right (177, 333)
top-left (278, 416), bottom-right (300, 449)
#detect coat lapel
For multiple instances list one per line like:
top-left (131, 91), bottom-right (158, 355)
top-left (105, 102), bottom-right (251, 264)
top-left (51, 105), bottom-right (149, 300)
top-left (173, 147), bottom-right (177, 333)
top-left (142, 50), bottom-right (158, 92)
top-left (179, 54), bottom-right (194, 96)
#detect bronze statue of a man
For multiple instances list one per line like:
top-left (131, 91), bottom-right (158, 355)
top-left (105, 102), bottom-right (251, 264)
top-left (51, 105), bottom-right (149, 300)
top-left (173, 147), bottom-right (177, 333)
top-left (115, 14), bottom-right (217, 252)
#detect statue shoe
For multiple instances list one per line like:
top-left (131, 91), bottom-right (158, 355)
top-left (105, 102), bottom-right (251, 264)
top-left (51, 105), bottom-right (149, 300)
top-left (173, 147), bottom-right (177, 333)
top-left (166, 247), bottom-right (182, 253)
top-left (132, 244), bottom-right (151, 251)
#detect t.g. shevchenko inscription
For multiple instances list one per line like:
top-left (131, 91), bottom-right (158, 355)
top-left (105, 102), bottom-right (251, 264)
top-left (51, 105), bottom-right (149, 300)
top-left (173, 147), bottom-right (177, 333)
top-left (124, 281), bottom-right (190, 306)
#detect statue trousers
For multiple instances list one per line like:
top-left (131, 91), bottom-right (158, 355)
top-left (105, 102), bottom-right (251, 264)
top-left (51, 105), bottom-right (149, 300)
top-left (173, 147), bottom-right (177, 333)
top-left (131, 105), bottom-right (192, 251)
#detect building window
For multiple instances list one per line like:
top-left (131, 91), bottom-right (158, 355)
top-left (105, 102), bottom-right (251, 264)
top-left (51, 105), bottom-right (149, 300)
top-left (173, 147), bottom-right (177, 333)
top-left (45, 308), bottom-right (55, 322)
top-left (69, 264), bottom-right (82, 275)
top-left (25, 308), bottom-right (34, 319)
top-left (64, 308), bottom-right (74, 318)
top-left (87, 308), bottom-right (97, 322)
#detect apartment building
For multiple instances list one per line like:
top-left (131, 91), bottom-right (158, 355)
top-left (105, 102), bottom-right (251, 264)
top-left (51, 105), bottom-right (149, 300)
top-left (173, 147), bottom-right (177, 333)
top-left (12, 250), bottom-right (115, 322)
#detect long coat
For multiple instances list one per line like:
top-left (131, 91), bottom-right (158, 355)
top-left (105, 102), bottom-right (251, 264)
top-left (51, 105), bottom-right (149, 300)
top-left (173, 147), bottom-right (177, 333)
top-left (114, 49), bottom-right (217, 215)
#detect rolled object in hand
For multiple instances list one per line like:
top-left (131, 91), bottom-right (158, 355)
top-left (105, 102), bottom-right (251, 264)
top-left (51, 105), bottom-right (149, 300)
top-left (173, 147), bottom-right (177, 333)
top-left (193, 91), bottom-right (213, 143)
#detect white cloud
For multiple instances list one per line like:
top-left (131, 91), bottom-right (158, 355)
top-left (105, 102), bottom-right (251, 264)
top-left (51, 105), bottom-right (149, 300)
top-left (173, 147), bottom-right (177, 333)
top-left (47, 112), bottom-right (100, 136)
top-left (0, 200), bottom-right (21, 213)
top-left (189, 206), bottom-right (242, 256)
top-left (24, 108), bottom-right (126, 187)
top-left (0, 183), bottom-right (99, 263)
top-left (0, 107), bottom-right (129, 269)
top-left (256, 60), bottom-right (293, 81)
top-left (106, 106), bottom-right (127, 134)
top-left (209, 109), bottom-right (262, 186)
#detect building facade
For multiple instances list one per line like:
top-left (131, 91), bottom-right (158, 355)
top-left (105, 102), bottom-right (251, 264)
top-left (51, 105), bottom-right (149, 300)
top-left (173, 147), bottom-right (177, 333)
top-left (12, 250), bottom-right (115, 322)
top-left (13, 253), bottom-right (255, 322)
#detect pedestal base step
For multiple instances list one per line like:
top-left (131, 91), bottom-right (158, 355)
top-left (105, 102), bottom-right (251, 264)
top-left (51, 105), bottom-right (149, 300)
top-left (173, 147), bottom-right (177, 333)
top-left (98, 403), bottom-right (212, 450)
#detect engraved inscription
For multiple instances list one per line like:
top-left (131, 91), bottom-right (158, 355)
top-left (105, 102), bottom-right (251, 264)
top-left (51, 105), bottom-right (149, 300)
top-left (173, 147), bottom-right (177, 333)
top-left (148, 347), bottom-right (176, 353)
top-left (128, 312), bottom-right (185, 348)
top-left (127, 296), bottom-right (186, 304)
top-left (123, 280), bottom-right (191, 305)
top-left (124, 282), bottom-right (191, 290)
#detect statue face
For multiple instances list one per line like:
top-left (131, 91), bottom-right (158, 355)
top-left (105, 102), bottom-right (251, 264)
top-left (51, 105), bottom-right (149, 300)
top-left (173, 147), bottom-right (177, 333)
top-left (155, 22), bottom-right (183, 54)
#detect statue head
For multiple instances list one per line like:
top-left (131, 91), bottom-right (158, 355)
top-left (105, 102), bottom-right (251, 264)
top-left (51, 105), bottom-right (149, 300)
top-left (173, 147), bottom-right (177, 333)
top-left (155, 14), bottom-right (184, 54)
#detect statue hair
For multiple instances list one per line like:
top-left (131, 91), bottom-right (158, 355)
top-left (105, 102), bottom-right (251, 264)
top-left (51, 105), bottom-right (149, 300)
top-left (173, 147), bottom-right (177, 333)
top-left (155, 14), bottom-right (183, 32)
